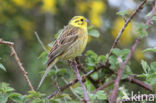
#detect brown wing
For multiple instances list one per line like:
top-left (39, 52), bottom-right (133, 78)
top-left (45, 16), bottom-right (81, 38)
top-left (47, 25), bottom-right (79, 66)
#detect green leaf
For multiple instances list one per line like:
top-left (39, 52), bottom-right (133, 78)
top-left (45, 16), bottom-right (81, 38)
top-left (137, 74), bottom-right (147, 78)
top-left (88, 29), bottom-right (100, 38)
top-left (97, 55), bottom-right (107, 63)
top-left (146, 73), bottom-right (156, 85)
top-left (74, 87), bottom-right (83, 96)
top-left (31, 98), bottom-right (42, 103)
top-left (109, 55), bottom-right (119, 70)
top-left (0, 63), bottom-right (6, 72)
top-left (27, 91), bottom-right (45, 98)
top-left (135, 23), bottom-right (148, 38)
top-left (141, 60), bottom-right (150, 74)
top-left (55, 68), bottom-right (67, 76)
top-left (8, 93), bottom-right (22, 103)
top-left (93, 91), bottom-right (107, 100)
top-left (152, 16), bottom-right (156, 21)
top-left (0, 93), bottom-right (8, 103)
top-left (91, 72), bottom-right (98, 80)
top-left (0, 83), bottom-right (14, 93)
top-left (143, 47), bottom-right (156, 53)
top-left (122, 65), bottom-right (132, 79)
top-left (85, 50), bottom-right (98, 68)
top-left (112, 48), bottom-right (129, 57)
top-left (38, 51), bottom-right (48, 65)
top-left (49, 98), bottom-right (61, 103)
top-left (61, 93), bottom-right (71, 100)
top-left (150, 62), bottom-right (156, 72)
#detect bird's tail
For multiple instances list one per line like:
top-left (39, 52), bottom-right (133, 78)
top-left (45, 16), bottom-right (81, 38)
top-left (37, 58), bottom-right (59, 90)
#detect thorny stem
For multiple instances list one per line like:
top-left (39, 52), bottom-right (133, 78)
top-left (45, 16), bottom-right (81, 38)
top-left (106, 0), bottom-right (147, 63)
top-left (70, 60), bottom-right (90, 103)
top-left (0, 39), bottom-right (34, 91)
top-left (110, 0), bottom-right (156, 102)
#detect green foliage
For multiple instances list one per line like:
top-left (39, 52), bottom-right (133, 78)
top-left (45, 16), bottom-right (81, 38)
top-left (135, 23), bottom-right (148, 38)
top-left (152, 16), bottom-right (156, 21)
top-left (0, 83), bottom-right (48, 103)
top-left (138, 60), bottom-right (156, 86)
top-left (143, 47), bottom-right (156, 52)
top-left (88, 29), bottom-right (100, 38)
top-left (90, 91), bottom-right (107, 101)
top-left (0, 83), bottom-right (14, 93)
top-left (39, 51), bottom-right (49, 65)
top-left (109, 48), bottom-right (130, 70)
top-left (85, 50), bottom-right (106, 70)
top-left (0, 63), bottom-right (6, 72)
top-left (88, 26), bottom-right (100, 38)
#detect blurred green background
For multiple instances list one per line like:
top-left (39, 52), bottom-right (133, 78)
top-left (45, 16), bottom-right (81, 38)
top-left (0, 0), bottom-right (155, 96)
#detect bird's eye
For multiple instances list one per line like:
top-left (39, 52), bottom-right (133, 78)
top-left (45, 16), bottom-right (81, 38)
top-left (80, 19), bottom-right (84, 21)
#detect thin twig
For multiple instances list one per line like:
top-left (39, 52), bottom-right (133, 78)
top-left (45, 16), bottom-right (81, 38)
top-left (47, 64), bottom-right (108, 99)
top-left (92, 80), bottom-right (114, 94)
top-left (0, 39), bottom-right (34, 91)
top-left (34, 32), bottom-right (47, 52)
top-left (61, 77), bottom-right (83, 101)
top-left (54, 65), bottom-right (83, 101)
top-left (93, 76), bottom-right (153, 94)
top-left (47, 63), bottom-right (153, 99)
top-left (106, 0), bottom-right (147, 63)
top-left (75, 57), bottom-right (99, 88)
top-left (70, 60), bottom-right (90, 103)
top-left (110, 1), bottom-right (156, 102)
top-left (110, 38), bottom-right (141, 103)
top-left (125, 76), bottom-right (153, 92)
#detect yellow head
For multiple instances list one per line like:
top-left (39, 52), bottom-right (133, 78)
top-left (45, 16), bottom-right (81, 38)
top-left (69, 16), bottom-right (88, 30)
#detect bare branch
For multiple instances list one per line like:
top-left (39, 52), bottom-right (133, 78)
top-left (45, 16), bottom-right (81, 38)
top-left (75, 57), bottom-right (99, 88)
top-left (106, 0), bottom-right (147, 63)
top-left (61, 77), bottom-right (83, 101)
top-left (70, 60), bottom-right (90, 103)
top-left (93, 76), bottom-right (153, 94)
top-left (34, 32), bottom-right (47, 51)
top-left (47, 63), bottom-right (107, 99)
top-left (0, 39), bottom-right (34, 91)
top-left (125, 76), bottom-right (153, 92)
top-left (110, 1), bottom-right (156, 102)
top-left (54, 65), bottom-right (83, 101)
top-left (92, 80), bottom-right (114, 94)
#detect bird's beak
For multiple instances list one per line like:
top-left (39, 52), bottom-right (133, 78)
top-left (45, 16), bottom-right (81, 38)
top-left (86, 19), bottom-right (89, 23)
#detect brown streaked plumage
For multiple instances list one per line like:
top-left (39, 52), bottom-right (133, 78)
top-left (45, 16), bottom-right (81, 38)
top-left (37, 16), bottom-right (88, 90)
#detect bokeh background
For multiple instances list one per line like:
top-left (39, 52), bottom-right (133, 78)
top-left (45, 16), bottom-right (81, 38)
top-left (0, 0), bottom-right (155, 98)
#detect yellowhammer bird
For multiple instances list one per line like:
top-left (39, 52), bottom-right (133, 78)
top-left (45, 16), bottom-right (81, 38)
top-left (37, 16), bottom-right (88, 90)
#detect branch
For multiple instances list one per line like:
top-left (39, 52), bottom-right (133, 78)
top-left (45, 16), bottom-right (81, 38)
top-left (92, 80), bottom-right (114, 94)
top-left (93, 76), bottom-right (153, 94)
top-left (110, 38), bottom-right (141, 103)
top-left (110, 1), bottom-right (156, 102)
top-left (47, 63), bottom-right (107, 99)
top-left (75, 57), bottom-right (99, 88)
top-left (34, 32), bottom-right (47, 52)
top-left (61, 77), bottom-right (83, 101)
top-left (54, 65), bottom-right (83, 101)
top-left (106, 0), bottom-right (147, 63)
top-left (0, 39), bottom-right (34, 91)
top-left (125, 76), bottom-right (153, 92)
top-left (70, 60), bottom-right (90, 103)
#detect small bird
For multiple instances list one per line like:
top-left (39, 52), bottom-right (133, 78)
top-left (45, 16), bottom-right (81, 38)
top-left (37, 16), bottom-right (88, 90)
